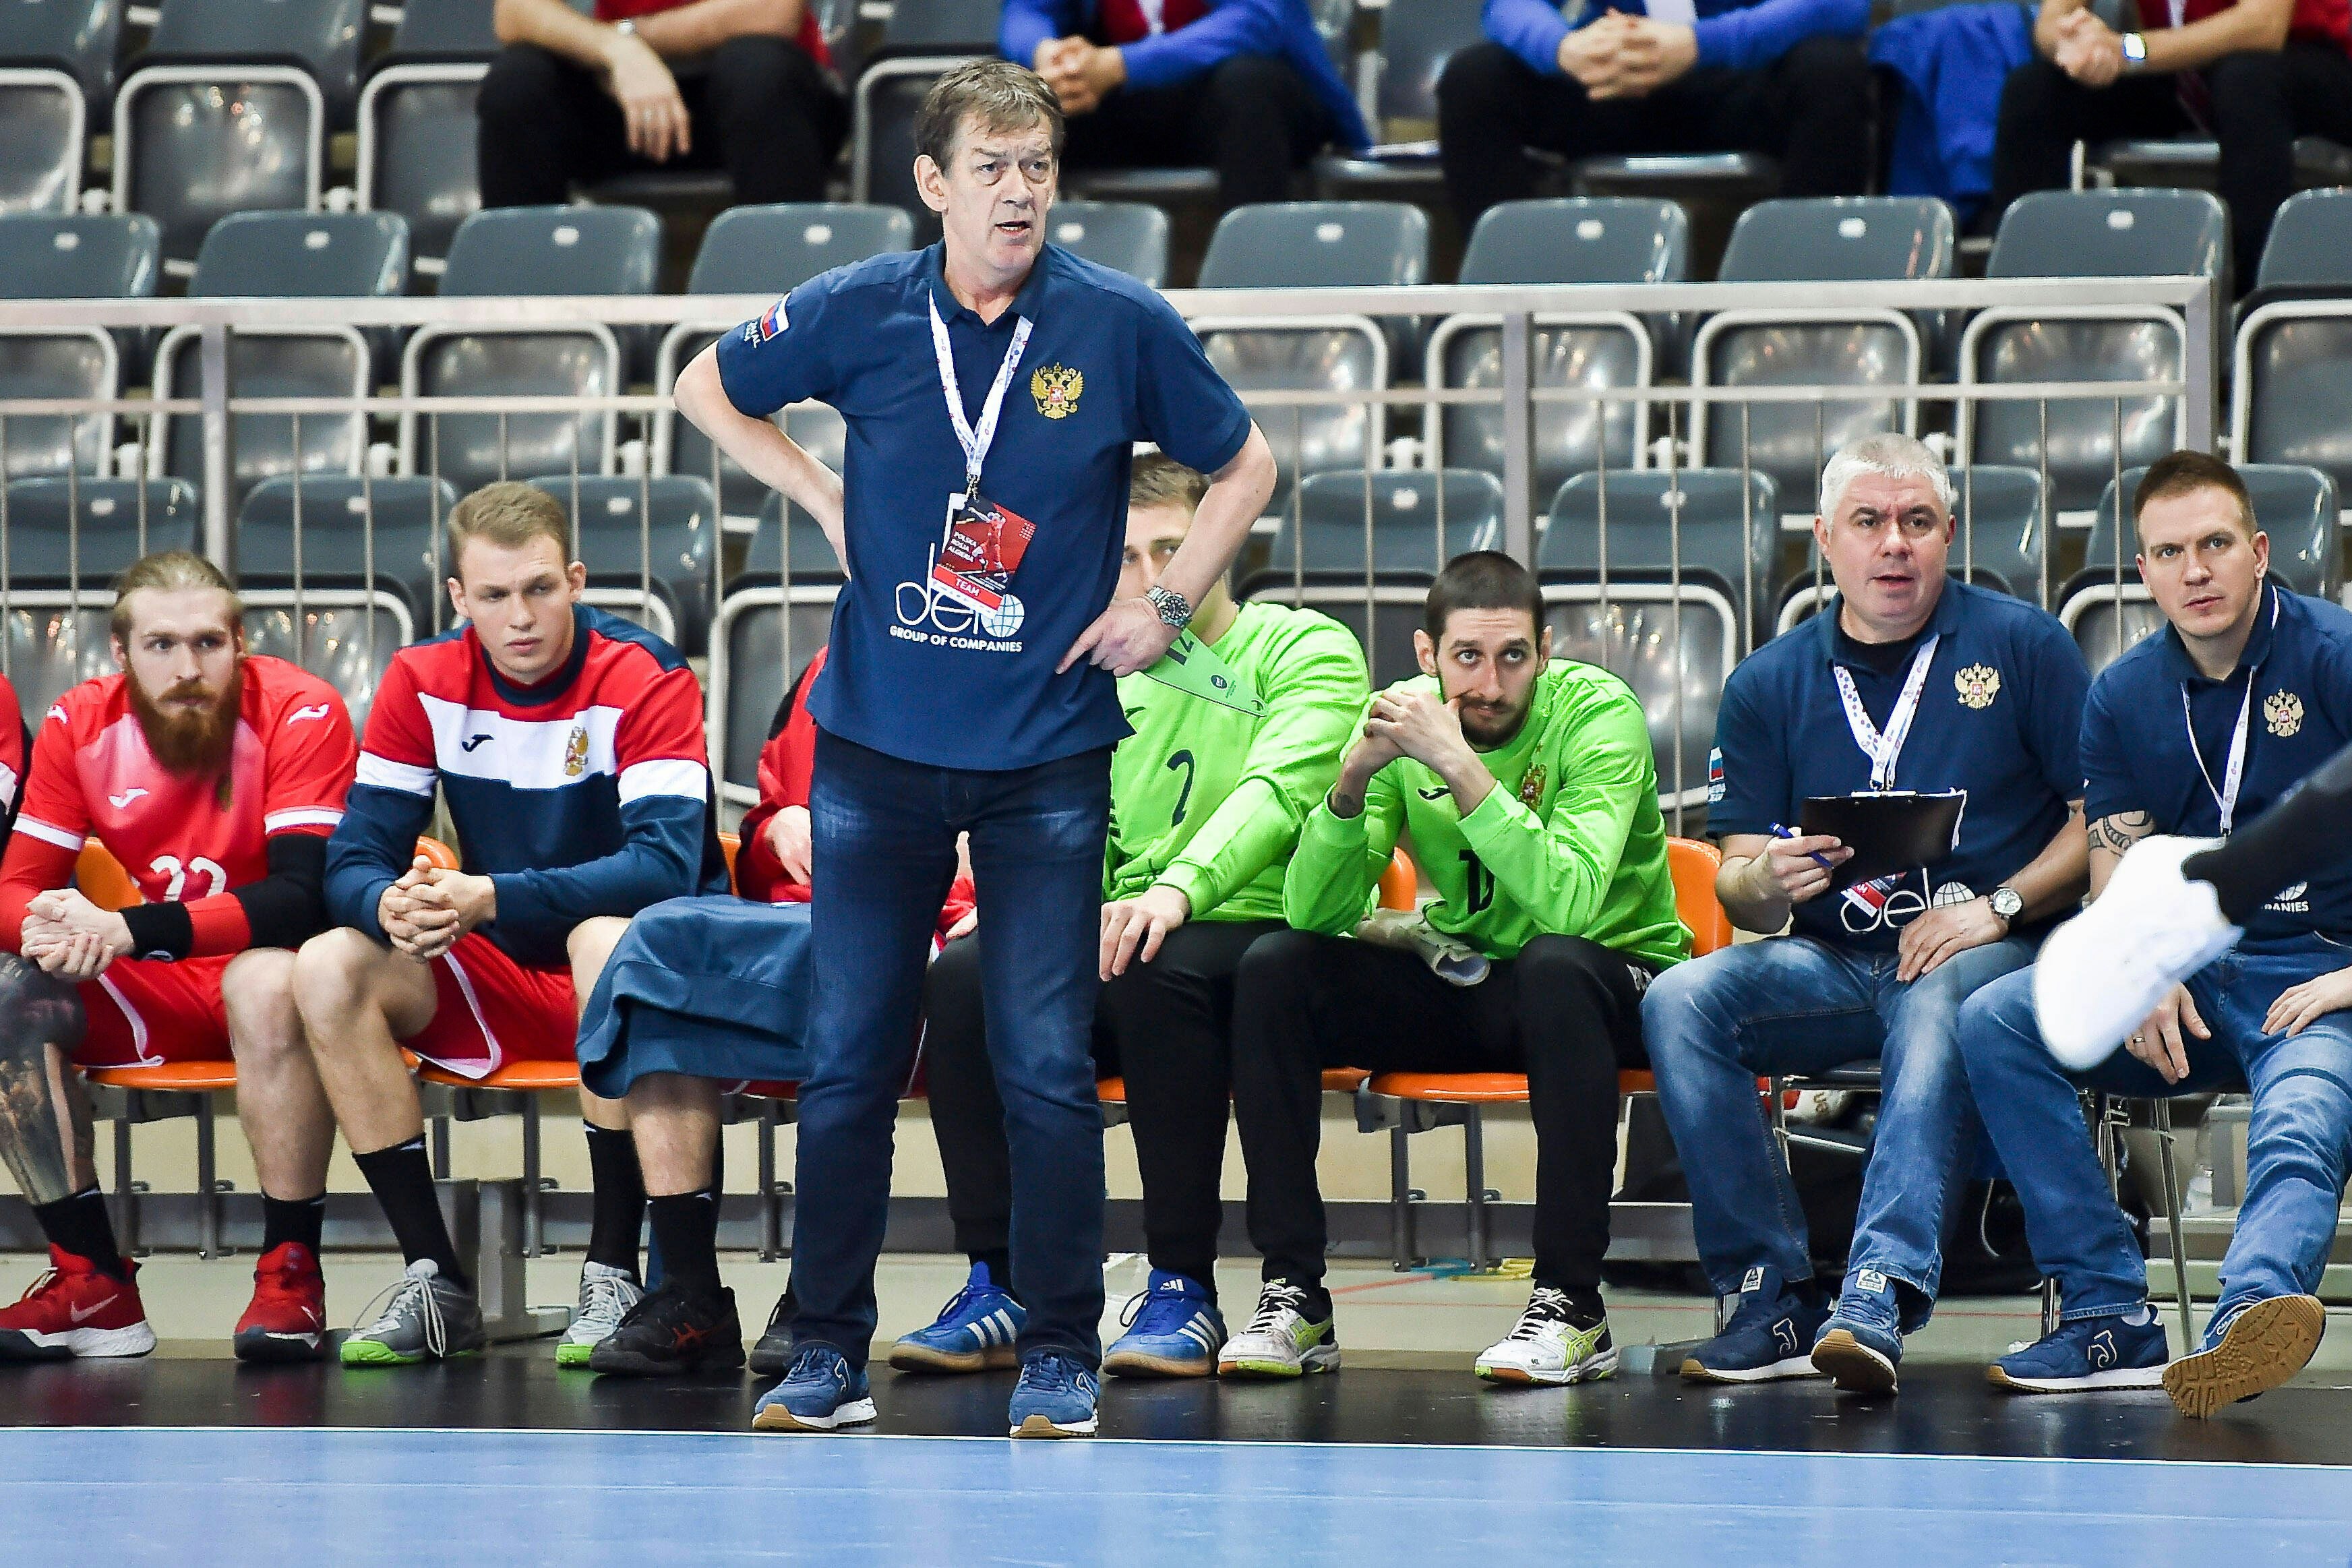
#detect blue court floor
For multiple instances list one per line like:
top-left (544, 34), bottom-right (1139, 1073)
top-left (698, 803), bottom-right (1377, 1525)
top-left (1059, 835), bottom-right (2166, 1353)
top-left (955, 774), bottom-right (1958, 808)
top-left (17, 1426), bottom-right (2352, 1566)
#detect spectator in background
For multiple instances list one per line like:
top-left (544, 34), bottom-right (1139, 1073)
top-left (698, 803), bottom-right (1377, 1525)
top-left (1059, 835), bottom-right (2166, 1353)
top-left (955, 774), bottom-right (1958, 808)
top-left (1986, 0), bottom-right (2352, 289)
top-left (479, 0), bottom-right (848, 208)
top-left (1000, 0), bottom-right (1373, 211)
top-left (1437, 0), bottom-right (1873, 229)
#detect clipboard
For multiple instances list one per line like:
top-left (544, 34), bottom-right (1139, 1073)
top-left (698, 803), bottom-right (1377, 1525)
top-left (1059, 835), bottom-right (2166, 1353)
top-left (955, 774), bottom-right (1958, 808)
top-left (1799, 791), bottom-right (1966, 890)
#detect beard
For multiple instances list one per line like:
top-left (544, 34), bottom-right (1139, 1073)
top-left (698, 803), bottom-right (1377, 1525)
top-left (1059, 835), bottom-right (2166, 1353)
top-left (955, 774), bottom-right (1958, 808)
top-left (131, 661), bottom-right (243, 778)
top-left (1458, 698), bottom-right (1532, 751)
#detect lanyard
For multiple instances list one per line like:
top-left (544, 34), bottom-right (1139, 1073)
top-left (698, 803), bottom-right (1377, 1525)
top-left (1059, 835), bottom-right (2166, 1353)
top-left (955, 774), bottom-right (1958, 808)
top-left (927, 294), bottom-right (1033, 498)
top-left (2182, 587), bottom-right (2280, 835)
top-left (1833, 634), bottom-right (1940, 791)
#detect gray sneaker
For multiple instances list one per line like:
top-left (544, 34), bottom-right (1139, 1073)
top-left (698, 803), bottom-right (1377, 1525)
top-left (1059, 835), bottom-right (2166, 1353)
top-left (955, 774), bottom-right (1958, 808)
top-left (340, 1259), bottom-right (488, 1367)
top-left (555, 1261), bottom-right (642, 1368)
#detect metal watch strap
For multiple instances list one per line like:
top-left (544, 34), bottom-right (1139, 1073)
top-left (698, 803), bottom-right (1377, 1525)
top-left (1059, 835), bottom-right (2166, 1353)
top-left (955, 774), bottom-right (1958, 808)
top-left (1145, 584), bottom-right (1193, 628)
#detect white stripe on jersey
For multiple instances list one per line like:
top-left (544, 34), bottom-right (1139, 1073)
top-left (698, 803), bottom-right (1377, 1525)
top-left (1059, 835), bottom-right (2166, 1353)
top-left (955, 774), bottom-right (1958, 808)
top-left (417, 696), bottom-right (622, 791)
top-left (14, 814), bottom-right (82, 851)
top-left (264, 807), bottom-right (345, 833)
top-left (617, 758), bottom-right (708, 804)
top-left (0, 762), bottom-right (16, 814)
top-left (357, 753), bottom-right (438, 797)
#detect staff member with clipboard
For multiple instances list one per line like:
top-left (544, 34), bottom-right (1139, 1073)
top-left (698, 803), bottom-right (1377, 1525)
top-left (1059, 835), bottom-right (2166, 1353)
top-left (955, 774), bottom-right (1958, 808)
top-left (673, 60), bottom-right (1276, 1439)
top-left (1644, 433), bottom-right (2090, 1394)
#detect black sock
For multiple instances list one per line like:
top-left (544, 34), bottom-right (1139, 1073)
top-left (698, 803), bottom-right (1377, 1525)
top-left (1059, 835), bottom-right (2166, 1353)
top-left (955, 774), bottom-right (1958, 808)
top-left (584, 1122), bottom-right (646, 1279)
top-left (353, 1136), bottom-right (469, 1292)
top-left (1269, 1277), bottom-right (1331, 1323)
top-left (33, 1186), bottom-right (127, 1281)
top-left (972, 1248), bottom-right (1015, 1297)
top-left (646, 1188), bottom-right (723, 1301)
top-left (261, 1193), bottom-right (326, 1257)
top-left (1537, 1281), bottom-right (1607, 1329)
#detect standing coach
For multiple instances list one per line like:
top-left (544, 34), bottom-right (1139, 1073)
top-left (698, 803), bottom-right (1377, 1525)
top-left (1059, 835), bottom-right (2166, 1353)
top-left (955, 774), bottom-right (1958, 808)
top-left (674, 59), bottom-right (1275, 1439)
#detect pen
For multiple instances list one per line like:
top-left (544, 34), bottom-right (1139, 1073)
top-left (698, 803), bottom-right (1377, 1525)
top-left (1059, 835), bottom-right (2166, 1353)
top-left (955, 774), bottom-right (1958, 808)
top-left (1770, 823), bottom-right (1838, 874)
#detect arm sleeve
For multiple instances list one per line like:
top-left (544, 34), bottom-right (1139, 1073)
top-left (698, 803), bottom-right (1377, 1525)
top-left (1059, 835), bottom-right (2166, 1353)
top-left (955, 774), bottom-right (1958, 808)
top-left (1121, 0), bottom-right (1288, 89)
top-left (2024, 618), bottom-right (2091, 805)
top-left (1457, 686), bottom-right (1650, 935)
top-left (999, 0), bottom-right (1073, 65)
top-left (1693, 0), bottom-right (1869, 70)
top-left (1132, 295), bottom-right (1253, 477)
top-left (1484, 0), bottom-right (1572, 73)
top-left (1283, 742), bottom-right (1406, 934)
top-left (488, 664), bottom-right (713, 936)
top-left (736, 649), bottom-right (826, 904)
top-left (324, 656), bottom-right (438, 942)
top-left (713, 272), bottom-right (843, 420)
top-left (1701, 666), bottom-right (1786, 840)
top-left (1157, 622), bottom-right (1370, 917)
top-left (2078, 677), bottom-right (2136, 823)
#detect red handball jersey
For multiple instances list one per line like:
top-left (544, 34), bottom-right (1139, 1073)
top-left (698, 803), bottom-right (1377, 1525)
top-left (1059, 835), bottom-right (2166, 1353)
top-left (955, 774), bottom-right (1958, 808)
top-left (0, 657), bottom-right (357, 956)
top-left (1098, 0), bottom-right (1208, 44)
top-left (594, 0), bottom-right (832, 65)
top-left (0, 671), bottom-right (26, 833)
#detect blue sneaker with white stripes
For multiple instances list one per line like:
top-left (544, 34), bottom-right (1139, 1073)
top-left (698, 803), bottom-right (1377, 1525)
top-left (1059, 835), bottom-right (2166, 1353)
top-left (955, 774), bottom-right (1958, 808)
top-left (1103, 1270), bottom-right (1226, 1379)
top-left (886, 1261), bottom-right (1025, 1374)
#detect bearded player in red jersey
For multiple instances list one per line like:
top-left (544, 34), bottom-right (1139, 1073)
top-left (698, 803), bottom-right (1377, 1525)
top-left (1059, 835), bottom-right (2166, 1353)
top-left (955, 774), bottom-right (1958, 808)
top-left (0, 553), bottom-right (357, 1363)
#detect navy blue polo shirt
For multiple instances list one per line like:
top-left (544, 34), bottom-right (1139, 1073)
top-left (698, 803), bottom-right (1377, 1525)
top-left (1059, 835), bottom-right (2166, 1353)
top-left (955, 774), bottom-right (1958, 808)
top-left (715, 242), bottom-right (1253, 771)
top-left (1710, 579), bottom-right (2089, 952)
top-left (2083, 581), bottom-right (2352, 948)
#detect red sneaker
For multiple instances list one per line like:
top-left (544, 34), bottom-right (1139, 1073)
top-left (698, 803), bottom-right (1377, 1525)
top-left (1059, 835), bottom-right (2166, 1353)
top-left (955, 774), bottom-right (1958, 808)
top-left (233, 1242), bottom-right (329, 1363)
top-left (0, 1246), bottom-right (154, 1360)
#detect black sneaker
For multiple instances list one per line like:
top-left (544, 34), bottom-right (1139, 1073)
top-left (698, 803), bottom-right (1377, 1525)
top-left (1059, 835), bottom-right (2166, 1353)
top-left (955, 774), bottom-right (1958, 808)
top-left (587, 1282), bottom-right (746, 1377)
top-left (748, 1290), bottom-right (795, 1378)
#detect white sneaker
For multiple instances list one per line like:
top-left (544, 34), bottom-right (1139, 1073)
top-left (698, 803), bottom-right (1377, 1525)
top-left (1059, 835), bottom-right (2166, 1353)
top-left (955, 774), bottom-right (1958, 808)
top-left (1475, 1286), bottom-right (1618, 1386)
top-left (1216, 1281), bottom-right (1340, 1379)
top-left (2033, 835), bottom-right (2240, 1071)
top-left (555, 1260), bottom-right (642, 1367)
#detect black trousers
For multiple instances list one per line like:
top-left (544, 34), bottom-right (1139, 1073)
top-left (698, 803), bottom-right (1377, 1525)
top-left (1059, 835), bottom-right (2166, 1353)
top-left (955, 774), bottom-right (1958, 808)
top-left (1229, 930), bottom-right (1654, 1292)
top-left (1989, 44), bottom-right (2352, 290)
top-left (1061, 53), bottom-right (1335, 211)
top-left (476, 37), bottom-right (849, 209)
top-left (924, 918), bottom-right (1286, 1296)
top-left (1435, 36), bottom-right (1874, 229)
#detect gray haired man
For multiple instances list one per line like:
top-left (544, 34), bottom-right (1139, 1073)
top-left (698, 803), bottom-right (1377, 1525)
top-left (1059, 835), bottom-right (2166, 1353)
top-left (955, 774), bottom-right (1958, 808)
top-left (1642, 433), bottom-right (2092, 1393)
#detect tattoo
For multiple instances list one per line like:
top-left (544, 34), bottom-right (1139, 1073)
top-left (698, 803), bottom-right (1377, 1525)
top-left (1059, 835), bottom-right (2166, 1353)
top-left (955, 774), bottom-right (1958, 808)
top-left (0, 953), bottom-right (89, 1206)
top-left (2090, 811), bottom-right (2153, 857)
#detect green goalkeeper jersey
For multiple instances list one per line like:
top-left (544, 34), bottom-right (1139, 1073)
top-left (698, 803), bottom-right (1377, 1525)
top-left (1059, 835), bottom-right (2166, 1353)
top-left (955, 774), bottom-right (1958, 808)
top-left (1285, 663), bottom-right (1691, 968)
top-left (1107, 600), bottom-right (1370, 923)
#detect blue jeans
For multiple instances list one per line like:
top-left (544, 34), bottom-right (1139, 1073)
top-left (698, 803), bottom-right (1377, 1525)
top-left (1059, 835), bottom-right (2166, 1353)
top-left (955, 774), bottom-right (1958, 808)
top-left (1960, 936), bottom-right (2352, 1328)
top-left (790, 730), bottom-right (1112, 1370)
top-left (1643, 934), bottom-right (2036, 1308)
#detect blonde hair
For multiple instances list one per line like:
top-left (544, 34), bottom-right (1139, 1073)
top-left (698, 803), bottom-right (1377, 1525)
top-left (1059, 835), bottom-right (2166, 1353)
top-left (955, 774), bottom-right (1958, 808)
top-left (447, 481), bottom-right (570, 575)
top-left (1129, 453), bottom-right (1209, 514)
top-left (109, 551), bottom-right (241, 645)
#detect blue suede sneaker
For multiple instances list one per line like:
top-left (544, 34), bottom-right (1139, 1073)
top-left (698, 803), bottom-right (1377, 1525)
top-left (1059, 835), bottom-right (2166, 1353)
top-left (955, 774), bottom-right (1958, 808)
top-left (1008, 1349), bottom-right (1100, 1438)
top-left (1990, 1304), bottom-right (2169, 1394)
top-left (1103, 1271), bottom-right (1226, 1379)
top-left (1679, 1266), bottom-right (1830, 1385)
top-left (751, 1344), bottom-right (878, 1433)
top-left (1811, 1267), bottom-right (1906, 1394)
top-left (886, 1261), bottom-right (1025, 1375)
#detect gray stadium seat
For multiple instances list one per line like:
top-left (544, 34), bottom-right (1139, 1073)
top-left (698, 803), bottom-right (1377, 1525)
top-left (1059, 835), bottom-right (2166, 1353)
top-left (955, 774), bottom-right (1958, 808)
top-left (853, 60), bottom-right (957, 245)
top-left (734, 491), bottom-right (846, 585)
top-left (144, 0), bottom-right (366, 121)
top-left (0, 214), bottom-right (156, 482)
top-left (237, 474), bottom-right (454, 630)
top-left (1966, 189), bottom-right (2225, 512)
top-left (1428, 199), bottom-right (1681, 500)
top-left (2063, 462), bottom-right (2338, 675)
top-left (1364, 0), bottom-right (1486, 140)
top-left (2234, 192), bottom-right (2352, 495)
top-left (1778, 465), bottom-right (2049, 631)
top-left (0, 67), bottom-right (84, 214)
top-left (1697, 198), bottom-right (1954, 514)
top-left (713, 493), bottom-right (846, 801)
top-left (387, 0), bottom-right (500, 56)
top-left (1242, 471), bottom-right (1506, 686)
top-left (1198, 202), bottom-right (1428, 510)
top-left (357, 63), bottom-right (485, 274)
top-left (877, 0), bottom-right (1000, 53)
top-left (1540, 469), bottom-right (1773, 810)
top-left (657, 204), bottom-right (911, 518)
top-left (0, 477), bottom-right (200, 723)
top-left (0, 0), bottom-right (121, 109)
top-left (526, 475), bottom-right (719, 655)
top-left (154, 212), bottom-right (409, 508)
top-left (404, 206), bottom-right (658, 495)
top-left (2252, 187), bottom-right (2352, 291)
top-left (1044, 201), bottom-right (1169, 287)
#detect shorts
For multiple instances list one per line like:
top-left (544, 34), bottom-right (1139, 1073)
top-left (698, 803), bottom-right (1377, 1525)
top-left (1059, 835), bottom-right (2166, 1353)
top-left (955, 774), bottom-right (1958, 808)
top-left (402, 931), bottom-right (578, 1080)
top-left (76, 955), bottom-right (237, 1068)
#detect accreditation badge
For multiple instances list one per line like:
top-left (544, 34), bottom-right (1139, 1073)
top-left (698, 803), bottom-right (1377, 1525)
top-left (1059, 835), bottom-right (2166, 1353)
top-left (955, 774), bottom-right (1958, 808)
top-left (1141, 629), bottom-right (1265, 717)
top-left (932, 489), bottom-right (1037, 638)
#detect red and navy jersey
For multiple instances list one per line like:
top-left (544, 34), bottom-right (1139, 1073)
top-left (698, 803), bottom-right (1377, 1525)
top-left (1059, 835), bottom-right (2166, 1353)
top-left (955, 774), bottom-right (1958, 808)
top-left (0, 657), bottom-right (356, 955)
top-left (326, 605), bottom-right (726, 969)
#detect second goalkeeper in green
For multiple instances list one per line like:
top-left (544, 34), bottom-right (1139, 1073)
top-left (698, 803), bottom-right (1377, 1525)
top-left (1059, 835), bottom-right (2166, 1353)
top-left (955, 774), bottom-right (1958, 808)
top-left (1219, 551), bottom-right (1692, 1387)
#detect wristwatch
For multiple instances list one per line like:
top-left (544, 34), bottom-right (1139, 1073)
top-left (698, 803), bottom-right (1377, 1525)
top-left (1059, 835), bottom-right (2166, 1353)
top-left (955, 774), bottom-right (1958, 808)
top-left (2120, 30), bottom-right (2147, 69)
top-left (613, 18), bottom-right (638, 37)
top-left (1988, 884), bottom-right (2024, 930)
top-left (1144, 583), bottom-right (1193, 629)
